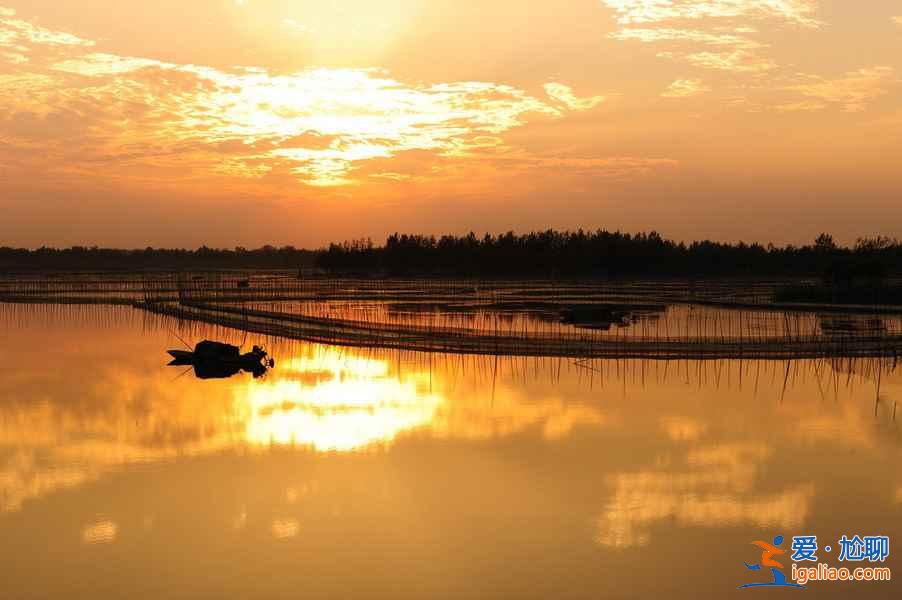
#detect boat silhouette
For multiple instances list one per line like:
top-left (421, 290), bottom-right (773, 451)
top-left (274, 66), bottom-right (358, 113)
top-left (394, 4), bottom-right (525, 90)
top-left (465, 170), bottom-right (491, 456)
top-left (167, 340), bottom-right (274, 379)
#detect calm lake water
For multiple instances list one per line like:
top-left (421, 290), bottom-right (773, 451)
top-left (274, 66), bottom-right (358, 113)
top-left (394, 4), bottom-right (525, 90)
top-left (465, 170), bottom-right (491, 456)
top-left (1, 305), bottom-right (900, 598)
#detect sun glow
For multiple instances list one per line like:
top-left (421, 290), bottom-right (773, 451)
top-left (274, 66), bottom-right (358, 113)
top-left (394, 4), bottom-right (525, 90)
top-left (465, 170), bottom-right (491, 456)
top-left (0, 8), bottom-right (609, 188)
top-left (194, 68), bottom-right (569, 185)
top-left (232, 0), bottom-right (415, 63)
top-left (237, 352), bottom-right (443, 451)
top-left (3, 2), bottom-right (902, 245)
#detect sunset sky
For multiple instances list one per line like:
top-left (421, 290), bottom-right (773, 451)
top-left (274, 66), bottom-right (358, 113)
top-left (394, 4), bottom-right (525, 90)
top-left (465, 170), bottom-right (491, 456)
top-left (1, 1), bottom-right (901, 248)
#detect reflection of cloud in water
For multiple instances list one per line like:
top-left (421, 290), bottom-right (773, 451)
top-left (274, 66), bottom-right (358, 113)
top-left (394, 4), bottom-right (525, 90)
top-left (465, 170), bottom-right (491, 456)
top-left (0, 346), bottom-right (608, 512)
top-left (233, 508), bottom-right (248, 531)
top-left (431, 392), bottom-right (607, 442)
top-left (659, 416), bottom-right (706, 442)
top-left (597, 442), bottom-right (814, 548)
top-left (271, 518), bottom-right (300, 539)
top-left (1, 449), bottom-right (92, 513)
top-left (82, 520), bottom-right (118, 545)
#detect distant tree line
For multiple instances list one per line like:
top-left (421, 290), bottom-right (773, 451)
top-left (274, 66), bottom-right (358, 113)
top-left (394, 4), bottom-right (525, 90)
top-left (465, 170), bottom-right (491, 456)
top-left (0, 245), bottom-right (317, 272)
top-left (4, 232), bottom-right (900, 280)
top-left (317, 231), bottom-right (902, 279)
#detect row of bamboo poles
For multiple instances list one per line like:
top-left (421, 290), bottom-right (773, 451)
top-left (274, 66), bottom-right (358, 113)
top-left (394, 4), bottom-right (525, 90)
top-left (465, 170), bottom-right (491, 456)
top-left (0, 272), bottom-right (791, 304)
top-left (2, 272), bottom-right (902, 360)
top-left (138, 305), bottom-right (900, 402)
top-left (138, 299), bottom-right (902, 360)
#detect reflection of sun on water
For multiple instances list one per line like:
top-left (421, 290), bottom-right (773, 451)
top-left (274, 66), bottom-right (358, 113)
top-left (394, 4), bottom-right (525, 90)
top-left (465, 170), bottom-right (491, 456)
top-left (237, 354), bottom-right (442, 452)
top-left (1, 342), bottom-right (613, 512)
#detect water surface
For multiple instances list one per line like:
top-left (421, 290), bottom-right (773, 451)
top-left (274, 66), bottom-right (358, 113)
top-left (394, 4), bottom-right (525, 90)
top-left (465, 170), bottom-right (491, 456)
top-left (1, 306), bottom-right (900, 598)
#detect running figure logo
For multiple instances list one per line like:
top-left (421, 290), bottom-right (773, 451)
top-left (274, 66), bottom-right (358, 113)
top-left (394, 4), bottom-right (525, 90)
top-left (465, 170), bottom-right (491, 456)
top-left (739, 535), bottom-right (806, 589)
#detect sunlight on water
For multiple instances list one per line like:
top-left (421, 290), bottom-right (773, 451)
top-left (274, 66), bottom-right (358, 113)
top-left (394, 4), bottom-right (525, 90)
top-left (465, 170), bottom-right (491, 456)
top-left (238, 354), bottom-right (443, 451)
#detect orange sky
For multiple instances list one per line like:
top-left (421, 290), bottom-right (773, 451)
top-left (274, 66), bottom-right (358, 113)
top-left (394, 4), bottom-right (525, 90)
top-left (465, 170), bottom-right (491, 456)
top-left (1, 1), bottom-right (901, 248)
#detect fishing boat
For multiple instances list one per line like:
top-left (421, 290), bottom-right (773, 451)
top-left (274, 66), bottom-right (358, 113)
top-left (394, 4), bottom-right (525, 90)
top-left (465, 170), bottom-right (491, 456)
top-left (167, 340), bottom-right (275, 379)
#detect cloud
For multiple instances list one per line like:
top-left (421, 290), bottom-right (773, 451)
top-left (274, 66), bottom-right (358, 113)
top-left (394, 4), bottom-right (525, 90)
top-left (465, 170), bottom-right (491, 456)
top-left (0, 9), bottom-right (94, 48)
top-left (543, 83), bottom-right (606, 110)
top-left (601, 1), bottom-right (821, 75)
top-left (0, 9), bottom-right (630, 188)
top-left (612, 27), bottom-right (763, 49)
top-left (789, 66), bottom-right (895, 112)
top-left (682, 49), bottom-right (776, 72)
top-left (519, 155), bottom-right (678, 178)
top-left (52, 53), bottom-right (174, 76)
top-left (772, 99), bottom-right (827, 112)
top-left (661, 78), bottom-right (710, 97)
top-left (353, 147), bottom-right (678, 189)
top-left (601, 0), bottom-right (821, 27)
